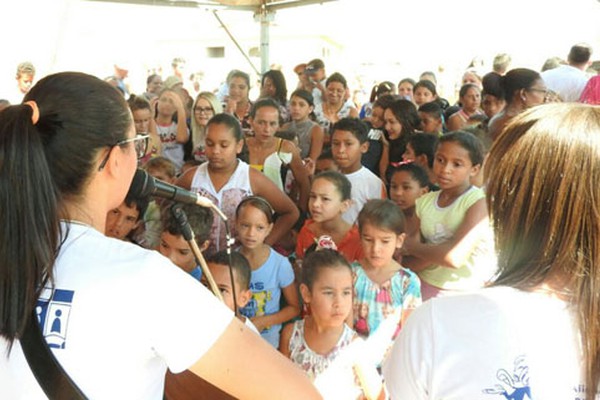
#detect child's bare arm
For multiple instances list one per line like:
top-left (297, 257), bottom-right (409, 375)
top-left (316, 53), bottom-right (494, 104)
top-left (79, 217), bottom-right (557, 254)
top-left (286, 142), bottom-right (310, 212)
top-left (308, 125), bottom-right (324, 163)
top-left (252, 282), bottom-right (300, 332)
top-left (279, 323), bottom-right (294, 358)
top-left (404, 198), bottom-right (488, 268)
top-left (250, 168), bottom-right (300, 246)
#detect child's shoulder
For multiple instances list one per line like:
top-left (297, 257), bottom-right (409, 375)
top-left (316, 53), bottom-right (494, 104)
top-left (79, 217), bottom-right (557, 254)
top-left (396, 265), bottom-right (419, 281)
top-left (450, 186), bottom-right (486, 210)
top-left (268, 247), bottom-right (294, 268)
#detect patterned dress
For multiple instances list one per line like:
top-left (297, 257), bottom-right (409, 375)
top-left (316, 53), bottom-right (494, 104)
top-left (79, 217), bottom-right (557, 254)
top-left (288, 320), bottom-right (356, 380)
top-left (351, 263), bottom-right (421, 341)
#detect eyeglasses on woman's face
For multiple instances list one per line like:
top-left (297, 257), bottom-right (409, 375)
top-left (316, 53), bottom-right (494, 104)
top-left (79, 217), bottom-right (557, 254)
top-left (194, 106), bottom-right (214, 114)
top-left (98, 134), bottom-right (149, 171)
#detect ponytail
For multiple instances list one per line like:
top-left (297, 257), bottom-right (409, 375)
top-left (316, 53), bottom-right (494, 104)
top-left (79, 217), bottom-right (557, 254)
top-left (0, 104), bottom-right (62, 349)
top-left (0, 72), bottom-right (131, 351)
top-left (369, 84), bottom-right (378, 103)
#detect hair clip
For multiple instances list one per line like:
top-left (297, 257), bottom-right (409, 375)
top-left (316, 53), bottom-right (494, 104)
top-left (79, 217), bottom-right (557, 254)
top-left (24, 100), bottom-right (40, 125)
top-left (315, 235), bottom-right (337, 251)
top-left (390, 160), bottom-right (414, 168)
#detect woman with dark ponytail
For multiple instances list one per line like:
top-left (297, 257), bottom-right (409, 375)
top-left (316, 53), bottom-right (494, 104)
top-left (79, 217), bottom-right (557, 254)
top-left (0, 72), bottom-right (319, 399)
top-left (487, 68), bottom-right (547, 140)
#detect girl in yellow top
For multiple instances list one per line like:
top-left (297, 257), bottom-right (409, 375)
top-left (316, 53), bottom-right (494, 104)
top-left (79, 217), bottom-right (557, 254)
top-left (403, 131), bottom-right (496, 300)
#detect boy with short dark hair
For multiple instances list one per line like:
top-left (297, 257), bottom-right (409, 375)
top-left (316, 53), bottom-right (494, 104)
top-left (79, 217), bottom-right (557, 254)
top-left (314, 149), bottom-right (338, 175)
top-left (204, 250), bottom-right (253, 314)
top-left (418, 102), bottom-right (444, 135)
top-left (330, 118), bottom-right (386, 224)
top-left (159, 203), bottom-right (214, 280)
top-left (105, 193), bottom-right (149, 242)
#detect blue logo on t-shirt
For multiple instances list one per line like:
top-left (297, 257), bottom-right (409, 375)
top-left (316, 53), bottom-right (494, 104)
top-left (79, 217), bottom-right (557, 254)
top-left (483, 355), bottom-right (532, 399)
top-left (36, 288), bottom-right (75, 349)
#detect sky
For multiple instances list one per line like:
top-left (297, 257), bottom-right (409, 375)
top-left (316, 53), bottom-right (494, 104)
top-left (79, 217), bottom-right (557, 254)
top-left (1, 0), bottom-right (599, 99)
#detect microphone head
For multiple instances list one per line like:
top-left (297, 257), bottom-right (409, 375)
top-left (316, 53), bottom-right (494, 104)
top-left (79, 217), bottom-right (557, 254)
top-left (127, 169), bottom-right (155, 199)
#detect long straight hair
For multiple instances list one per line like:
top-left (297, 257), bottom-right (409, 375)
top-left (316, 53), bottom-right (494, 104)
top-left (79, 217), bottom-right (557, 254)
top-left (485, 103), bottom-right (600, 399)
top-left (0, 72), bottom-right (131, 350)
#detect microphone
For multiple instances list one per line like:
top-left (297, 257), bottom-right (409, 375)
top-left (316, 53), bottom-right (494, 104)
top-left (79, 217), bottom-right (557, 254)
top-left (127, 169), bottom-right (228, 221)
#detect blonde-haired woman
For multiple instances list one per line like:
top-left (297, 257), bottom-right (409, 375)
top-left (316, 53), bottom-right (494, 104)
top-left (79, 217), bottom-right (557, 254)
top-left (189, 91), bottom-right (223, 163)
top-left (384, 104), bottom-right (600, 399)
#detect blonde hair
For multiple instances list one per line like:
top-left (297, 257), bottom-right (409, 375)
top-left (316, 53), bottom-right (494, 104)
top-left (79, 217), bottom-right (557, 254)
top-left (485, 103), bottom-right (600, 398)
top-left (191, 92), bottom-right (222, 152)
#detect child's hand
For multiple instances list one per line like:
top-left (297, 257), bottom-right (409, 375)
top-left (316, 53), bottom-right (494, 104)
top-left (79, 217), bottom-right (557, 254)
top-left (163, 91), bottom-right (184, 112)
top-left (251, 316), bottom-right (269, 332)
top-left (303, 158), bottom-right (316, 176)
top-left (402, 233), bottom-right (420, 256)
top-left (225, 96), bottom-right (237, 113)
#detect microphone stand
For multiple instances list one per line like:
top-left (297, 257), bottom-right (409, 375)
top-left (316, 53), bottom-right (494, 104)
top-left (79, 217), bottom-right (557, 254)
top-left (170, 205), bottom-right (223, 303)
top-left (223, 219), bottom-right (239, 318)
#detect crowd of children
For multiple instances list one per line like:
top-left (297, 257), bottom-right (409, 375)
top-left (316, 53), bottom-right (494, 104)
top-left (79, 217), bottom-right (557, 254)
top-left (82, 49), bottom-right (600, 398)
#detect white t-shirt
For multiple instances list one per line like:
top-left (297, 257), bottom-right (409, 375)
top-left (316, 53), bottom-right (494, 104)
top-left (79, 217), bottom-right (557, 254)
top-left (0, 222), bottom-right (233, 399)
top-left (541, 64), bottom-right (589, 102)
top-left (157, 121), bottom-right (188, 172)
top-left (342, 166), bottom-right (386, 224)
top-left (383, 287), bottom-right (586, 399)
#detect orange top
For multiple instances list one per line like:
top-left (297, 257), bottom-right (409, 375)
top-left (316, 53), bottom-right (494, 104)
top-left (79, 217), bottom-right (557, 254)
top-left (295, 219), bottom-right (364, 263)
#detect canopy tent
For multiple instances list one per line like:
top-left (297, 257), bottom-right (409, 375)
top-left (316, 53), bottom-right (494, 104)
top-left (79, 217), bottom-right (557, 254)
top-left (85, 0), bottom-right (337, 73)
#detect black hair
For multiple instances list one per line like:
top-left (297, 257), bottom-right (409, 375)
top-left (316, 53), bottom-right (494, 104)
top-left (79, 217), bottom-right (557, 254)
top-left (236, 196), bottom-right (274, 224)
top-left (326, 72), bottom-right (348, 89)
top-left (146, 74), bottom-right (161, 86)
top-left (418, 101), bottom-right (443, 118)
top-left (482, 72), bottom-right (504, 99)
top-left (332, 117), bottom-right (369, 144)
top-left (123, 192), bottom-right (150, 223)
top-left (161, 203), bottom-right (214, 247)
top-left (307, 58), bottom-right (325, 70)
top-left (301, 249), bottom-right (351, 289)
top-left (568, 44), bottom-right (592, 64)
top-left (261, 70), bottom-right (288, 105)
top-left (313, 170), bottom-right (352, 201)
top-left (398, 77), bottom-right (416, 88)
top-left (438, 130), bottom-right (485, 166)
top-left (386, 99), bottom-right (420, 136)
top-left (373, 94), bottom-right (398, 111)
top-left (391, 163), bottom-right (430, 188)
top-left (206, 250), bottom-right (252, 290)
top-left (207, 113), bottom-right (243, 142)
top-left (407, 133), bottom-right (439, 168)
top-left (369, 81), bottom-right (395, 103)
top-left (459, 83), bottom-right (481, 98)
top-left (414, 80), bottom-right (438, 96)
top-left (0, 72), bottom-right (131, 347)
top-left (500, 68), bottom-right (541, 103)
top-left (250, 97), bottom-right (280, 119)
top-left (358, 199), bottom-right (405, 235)
top-left (290, 89), bottom-right (314, 107)
top-left (317, 149), bottom-right (334, 161)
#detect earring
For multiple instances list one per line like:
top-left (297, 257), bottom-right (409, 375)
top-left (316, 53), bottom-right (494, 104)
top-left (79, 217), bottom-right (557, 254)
top-left (303, 302), bottom-right (311, 316)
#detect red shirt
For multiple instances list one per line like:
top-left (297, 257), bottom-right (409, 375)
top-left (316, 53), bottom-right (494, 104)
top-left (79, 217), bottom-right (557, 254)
top-left (295, 219), bottom-right (364, 263)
